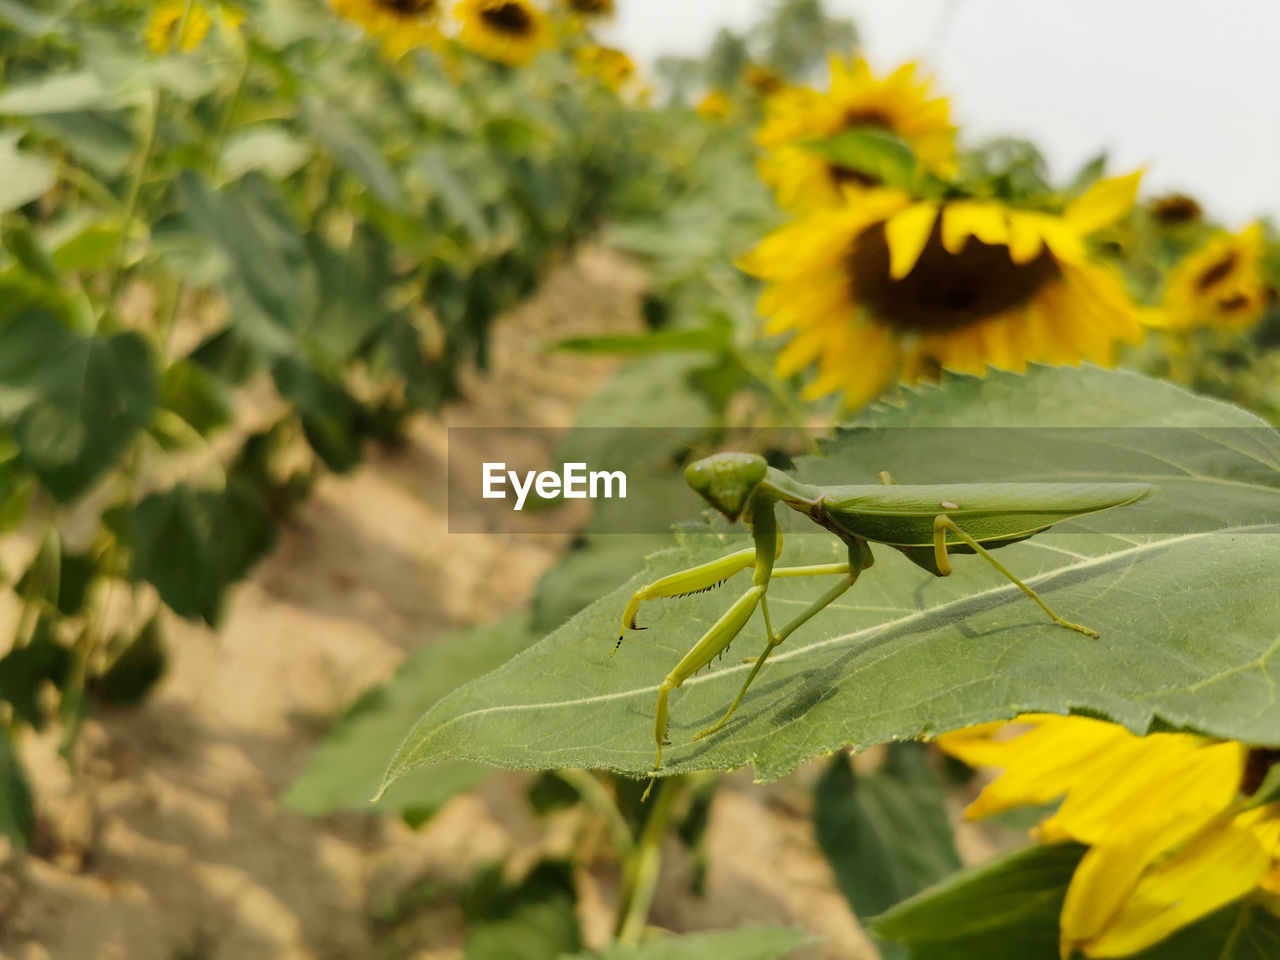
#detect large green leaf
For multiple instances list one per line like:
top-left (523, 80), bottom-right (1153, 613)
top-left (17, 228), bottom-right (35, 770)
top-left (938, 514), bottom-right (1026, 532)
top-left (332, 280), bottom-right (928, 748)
top-left (220, 125), bottom-right (312, 181)
top-left (381, 366), bottom-right (1280, 789)
top-left (174, 171), bottom-right (308, 352)
top-left (285, 616), bottom-right (534, 816)
top-left (813, 745), bottom-right (961, 959)
top-left (0, 71), bottom-right (107, 115)
top-left (464, 859), bottom-right (581, 960)
top-left (0, 627), bottom-right (72, 730)
top-left (0, 725), bottom-right (33, 849)
top-left (302, 98), bottom-right (403, 207)
top-left (123, 482), bottom-right (276, 626)
top-left (14, 331), bottom-right (157, 502)
top-left (0, 130), bottom-right (56, 213)
top-left (872, 842), bottom-right (1084, 959)
top-left (873, 841), bottom-right (1280, 959)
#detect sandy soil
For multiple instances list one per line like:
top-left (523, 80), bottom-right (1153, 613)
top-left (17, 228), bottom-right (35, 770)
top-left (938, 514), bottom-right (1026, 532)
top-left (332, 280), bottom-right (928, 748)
top-left (0, 248), bottom-right (960, 960)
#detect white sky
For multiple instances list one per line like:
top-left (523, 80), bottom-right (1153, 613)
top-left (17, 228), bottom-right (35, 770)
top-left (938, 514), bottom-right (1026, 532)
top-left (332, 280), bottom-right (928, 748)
top-left (598, 0), bottom-right (1280, 225)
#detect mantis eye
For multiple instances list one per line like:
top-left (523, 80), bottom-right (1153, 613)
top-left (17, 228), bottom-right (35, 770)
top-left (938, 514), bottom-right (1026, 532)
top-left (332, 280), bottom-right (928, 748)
top-left (685, 461), bottom-right (713, 493)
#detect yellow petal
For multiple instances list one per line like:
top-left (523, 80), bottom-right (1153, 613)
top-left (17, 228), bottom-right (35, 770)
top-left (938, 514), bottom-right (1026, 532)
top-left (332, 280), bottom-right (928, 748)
top-left (1058, 740), bottom-right (1246, 945)
top-left (941, 716), bottom-right (1133, 820)
top-left (884, 203), bottom-right (938, 279)
top-left (940, 202), bottom-right (1009, 255)
top-left (818, 322), bottom-right (900, 410)
top-left (1006, 212), bottom-right (1047, 264)
top-left (775, 321), bottom-right (836, 377)
top-left (1065, 170), bottom-right (1143, 234)
top-left (1072, 808), bottom-right (1280, 958)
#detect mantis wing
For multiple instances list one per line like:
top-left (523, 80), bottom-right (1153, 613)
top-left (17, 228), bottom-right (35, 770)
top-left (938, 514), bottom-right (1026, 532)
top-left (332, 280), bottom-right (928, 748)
top-left (819, 482), bottom-right (1156, 548)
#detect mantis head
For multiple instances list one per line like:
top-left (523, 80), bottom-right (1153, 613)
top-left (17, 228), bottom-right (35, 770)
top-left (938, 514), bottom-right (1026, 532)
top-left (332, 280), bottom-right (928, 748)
top-left (685, 453), bottom-right (768, 523)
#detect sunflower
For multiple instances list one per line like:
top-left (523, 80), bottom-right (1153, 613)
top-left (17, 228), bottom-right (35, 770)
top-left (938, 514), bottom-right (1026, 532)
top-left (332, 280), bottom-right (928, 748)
top-left (757, 57), bottom-right (956, 211)
top-left (1156, 223), bottom-right (1271, 331)
top-left (744, 64), bottom-right (785, 97)
top-left (333, 0), bottom-right (441, 56)
top-left (455, 0), bottom-right (549, 66)
top-left (147, 1), bottom-right (212, 53)
top-left (696, 90), bottom-right (732, 122)
top-left (562, 0), bottom-right (613, 17)
top-left (939, 715), bottom-right (1280, 958)
top-left (1148, 192), bottom-right (1202, 226)
top-left (575, 44), bottom-right (634, 92)
top-left (738, 172), bottom-right (1153, 409)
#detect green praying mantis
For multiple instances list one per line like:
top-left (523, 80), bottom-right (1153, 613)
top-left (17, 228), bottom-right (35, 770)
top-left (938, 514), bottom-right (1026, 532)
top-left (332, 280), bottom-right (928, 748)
top-left (616, 453), bottom-right (1156, 782)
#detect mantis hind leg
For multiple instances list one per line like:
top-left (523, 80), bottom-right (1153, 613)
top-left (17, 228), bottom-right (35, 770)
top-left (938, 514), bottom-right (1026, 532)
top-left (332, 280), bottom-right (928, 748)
top-left (933, 515), bottom-right (1099, 638)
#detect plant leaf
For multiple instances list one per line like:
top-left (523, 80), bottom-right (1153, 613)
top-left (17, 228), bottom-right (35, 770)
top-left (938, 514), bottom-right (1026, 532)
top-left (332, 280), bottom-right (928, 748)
top-left (872, 841), bottom-right (1084, 958)
top-left (123, 482), bottom-right (275, 626)
top-left (14, 331), bottom-right (157, 502)
top-left (873, 841), bottom-right (1280, 960)
top-left (0, 724), bottom-right (34, 849)
top-left (813, 745), bottom-right (961, 958)
top-left (287, 616), bottom-right (535, 816)
top-left (463, 860), bottom-right (581, 960)
top-left (0, 130), bottom-right (56, 213)
top-left (381, 366), bottom-right (1280, 790)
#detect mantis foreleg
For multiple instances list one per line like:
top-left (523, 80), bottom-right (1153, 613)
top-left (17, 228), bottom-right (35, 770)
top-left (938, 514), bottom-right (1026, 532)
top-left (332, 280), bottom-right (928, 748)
top-left (652, 583), bottom-right (765, 771)
top-left (932, 515), bottom-right (1099, 638)
top-left (693, 540), bottom-right (874, 743)
top-left (618, 546), bottom-right (758, 652)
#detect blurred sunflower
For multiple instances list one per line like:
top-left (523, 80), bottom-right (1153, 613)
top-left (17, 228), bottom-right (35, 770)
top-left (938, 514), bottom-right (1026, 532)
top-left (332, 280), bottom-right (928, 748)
top-left (575, 44), bottom-right (634, 92)
top-left (738, 172), bottom-right (1152, 409)
top-left (744, 64), bottom-right (785, 97)
top-left (697, 90), bottom-right (732, 122)
top-left (333, 0), bottom-right (441, 56)
top-left (1148, 192), bottom-right (1202, 226)
top-left (1157, 223), bottom-right (1271, 331)
top-left (757, 57), bottom-right (956, 211)
top-left (939, 714), bottom-right (1280, 958)
top-left (561, 0), bottom-right (613, 17)
top-left (456, 0), bottom-right (549, 66)
top-left (147, 1), bottom-right (213, 52)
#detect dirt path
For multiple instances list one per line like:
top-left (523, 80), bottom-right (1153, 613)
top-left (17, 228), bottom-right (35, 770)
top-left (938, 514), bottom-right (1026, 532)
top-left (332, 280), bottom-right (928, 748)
top-left (0, 249), bottom-right (883, 960)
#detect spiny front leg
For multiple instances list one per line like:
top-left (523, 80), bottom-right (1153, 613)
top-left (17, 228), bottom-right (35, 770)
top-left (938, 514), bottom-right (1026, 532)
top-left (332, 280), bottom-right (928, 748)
top-left (650, 583), bottom-right (765, 775)
top-left (694, 538), bottom-right (874, 742)
top-left (616, 547), bottom-right (757, 653)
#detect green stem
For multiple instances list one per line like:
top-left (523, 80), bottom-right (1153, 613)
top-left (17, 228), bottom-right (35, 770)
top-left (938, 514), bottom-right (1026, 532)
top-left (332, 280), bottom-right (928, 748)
top-left (557, 769), bottom-right (635, 859)
top-left (58, 577), bottom-right (115, 759)
top-left (213, 43), bottom-right (252, 156)
top-left (12, 519), bottom-right (58, 650)
top-left (103, 89), bottom-right (162, 315)
top-left (615, 776), bottom-right (679, 945)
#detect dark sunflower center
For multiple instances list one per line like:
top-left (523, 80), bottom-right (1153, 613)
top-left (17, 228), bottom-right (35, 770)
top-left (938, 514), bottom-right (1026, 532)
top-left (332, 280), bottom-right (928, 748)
top-left (828, 165), bottom-right (879, 189)
top-left (569, 0), bottom-right (610, 12)
top-left (1150, 193), bottom-right (1201, 225)
top-left (1195, 253), bottom-right (1238, 293)
top-left (481, 1), bottom-right (533, 33)
top-left (380, 0), bottom-right (434, 13)
top-left (842, 108), bottom-right (894, 130)
top-left (1216, 292), bottom-right (1252, 313)
top-left (1242, 748), bottom-right (1280, 795)
top-left (848, 217), bottom-right (1061, 334)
